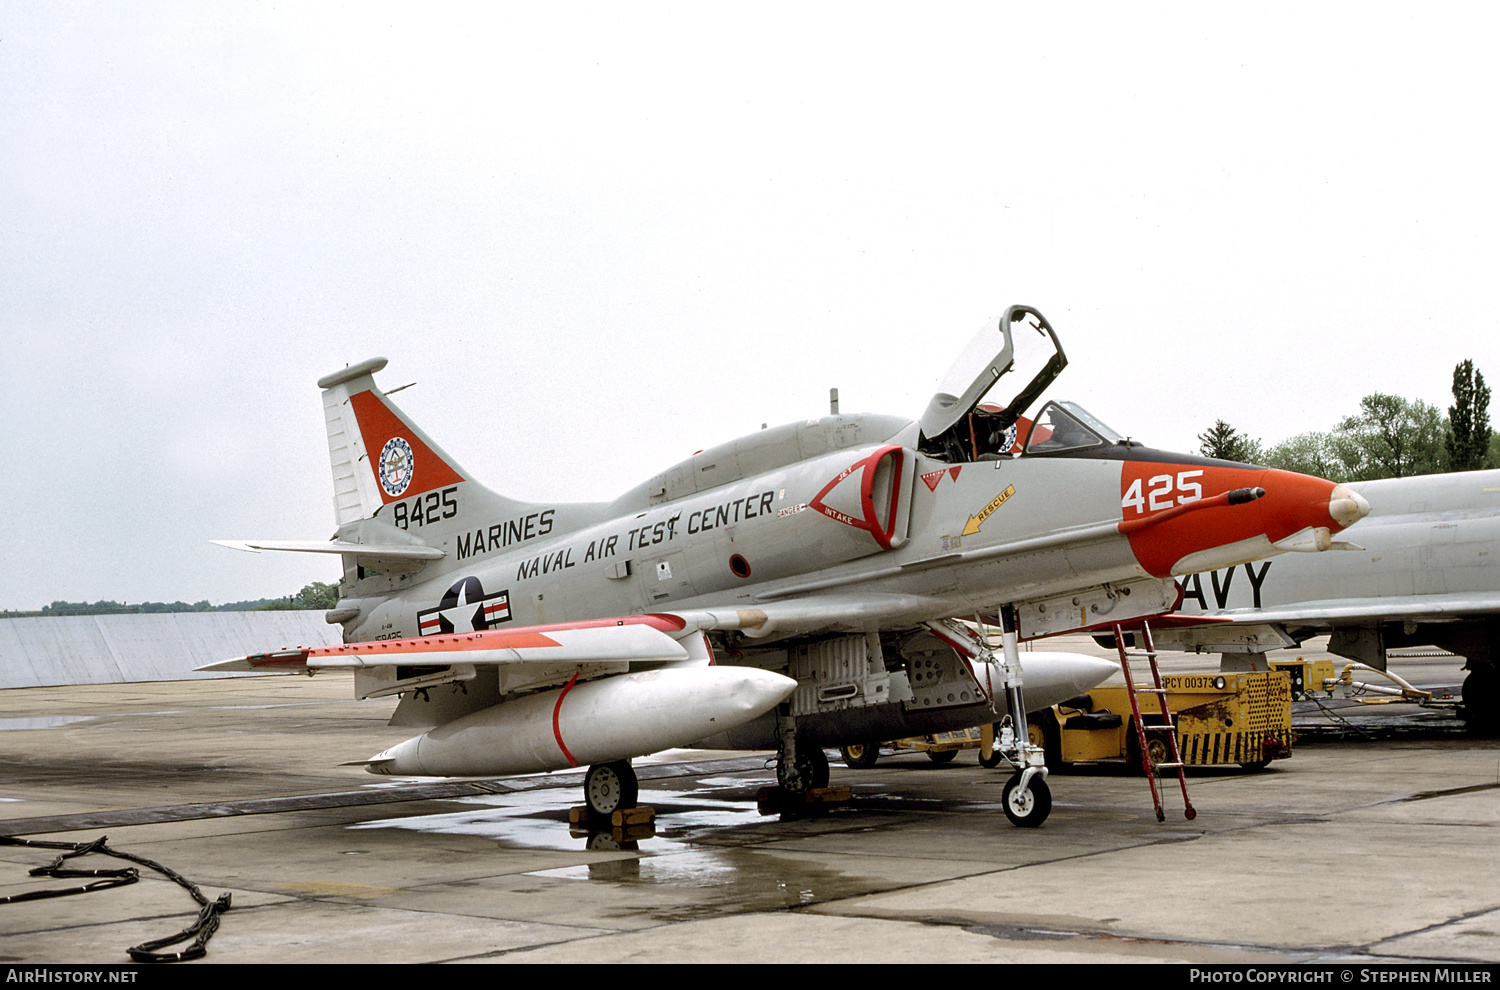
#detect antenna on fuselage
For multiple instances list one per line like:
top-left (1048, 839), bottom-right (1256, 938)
top-left (830, 388), bottom-right (839, 415)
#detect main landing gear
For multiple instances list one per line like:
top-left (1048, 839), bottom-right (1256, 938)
top-left (776, 739), bottom-right (830, 794)
top-left (774, 710), bottom-right (831, 795)
top-left (584, 759), bottom-right (639, 818)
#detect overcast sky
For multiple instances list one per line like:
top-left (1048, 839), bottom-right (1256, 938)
top-left (5, 3), bottom-right (1498, 610)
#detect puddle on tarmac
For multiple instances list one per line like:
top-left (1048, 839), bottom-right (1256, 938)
top-left (543, 846), bottom-right (864, 921)
top-left (350, 786), bottom-right (878, 917)
top-left (349, 787), bottom-right (764, 852)
top-left (346, 775), bottom-right (916, 918)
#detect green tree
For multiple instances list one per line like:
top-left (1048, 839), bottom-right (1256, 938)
top-left (1332, 393), bottom-right (1446, 480)
top-left (295, 582), bottom-right (341, 610)
top-left (1446, 359), bottom-right (1493, 471)
top-left (1197, 420), bottom-right (1263, 463)
top-left (257, 581), bottom-right (341, 611)
top-left (42, 600), bottom-right (131, 614)
top-left (1262, 431), bottom-right (1345, 481)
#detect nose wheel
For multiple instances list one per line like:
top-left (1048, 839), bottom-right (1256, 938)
top-left (584, 760), bottom-right (639, 818)
top-left (1002, 772), bottom-right (1051, 828)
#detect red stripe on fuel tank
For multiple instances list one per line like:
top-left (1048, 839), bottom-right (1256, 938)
top-left (552, 671), bottom-right (581, 767)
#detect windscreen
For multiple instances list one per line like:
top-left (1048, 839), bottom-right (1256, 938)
top-left (1024, 401), bottom-right (1126, 454)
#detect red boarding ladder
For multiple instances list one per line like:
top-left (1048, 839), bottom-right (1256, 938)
top-left (1112, 620), bottom-right (1196, 822)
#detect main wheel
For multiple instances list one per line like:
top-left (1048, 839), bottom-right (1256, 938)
top-left (778, 743), bottom-right (830, 793)
top-left (840, 742), bottom-right (880, 768)
top-left (1001, 773), bottom-right (1051, 828)
top-left (926, 748), bottom-right (958, 764)
top-left (584, 760), bottom-right (638, 818)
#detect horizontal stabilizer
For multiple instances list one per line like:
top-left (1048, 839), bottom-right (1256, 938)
top-left (212, 539), bottom-right (445, 561)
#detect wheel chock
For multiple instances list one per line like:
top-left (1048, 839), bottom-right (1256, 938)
top-left (755, 785), bottom-right (853, 816)
top-left (569, 804), bottom-right (656, 827)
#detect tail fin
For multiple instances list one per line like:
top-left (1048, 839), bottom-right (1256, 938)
top-left (319, 357), bottom-right (470, 526)
top-left (317, 358), bottom-right (600, 574)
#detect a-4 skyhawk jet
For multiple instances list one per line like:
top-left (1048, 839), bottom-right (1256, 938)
top-left (205, 306), bottom-right (1370, 827)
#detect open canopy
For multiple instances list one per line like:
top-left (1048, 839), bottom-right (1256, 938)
top-left (918, 305), bottom-right (1068, 461)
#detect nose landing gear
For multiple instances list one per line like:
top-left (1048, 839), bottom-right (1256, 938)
top-left (927, 604), bottom-right (1053, 828)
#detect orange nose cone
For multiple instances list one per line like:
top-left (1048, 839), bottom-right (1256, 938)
top-left (1255, 469), bottom-right (1356, 540)
top-left (1121, 462), bottom-right (1368, 578)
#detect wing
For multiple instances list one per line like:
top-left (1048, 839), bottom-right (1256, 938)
top-left (199, 586), bottom-right (1156, 681)
top-left (196, 595), bottom-right (934, 679)
top-left (197, 614), bottom-right (696, 673)
top-left (196, 610), bottom-right (794, 727)
top-left (671, 592), bottom-right (941, 641)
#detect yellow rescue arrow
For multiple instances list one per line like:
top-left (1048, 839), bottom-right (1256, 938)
top-left (962, 485), bottom-right (1016, 536)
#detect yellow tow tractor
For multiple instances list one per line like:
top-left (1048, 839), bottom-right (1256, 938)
top-left (1031, 669), bottom-right (1295, 772)
top-left (839, 726), bottom-right (1006, 768)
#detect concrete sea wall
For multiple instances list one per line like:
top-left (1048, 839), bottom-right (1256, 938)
top-left (0, 612), bottom-right (343, 688)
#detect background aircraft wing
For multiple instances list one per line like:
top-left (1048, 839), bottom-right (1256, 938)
top-left (1175, 591), bottom-right (1500, 631)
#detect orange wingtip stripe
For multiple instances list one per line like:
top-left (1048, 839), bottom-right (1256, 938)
top-left (301, 612), bottom-right (683, 657)
top-left (306, 631), bottom-right (562, 656)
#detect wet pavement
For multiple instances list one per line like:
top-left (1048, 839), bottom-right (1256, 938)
top-left (0, 637), bottom-right (1495, 965)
